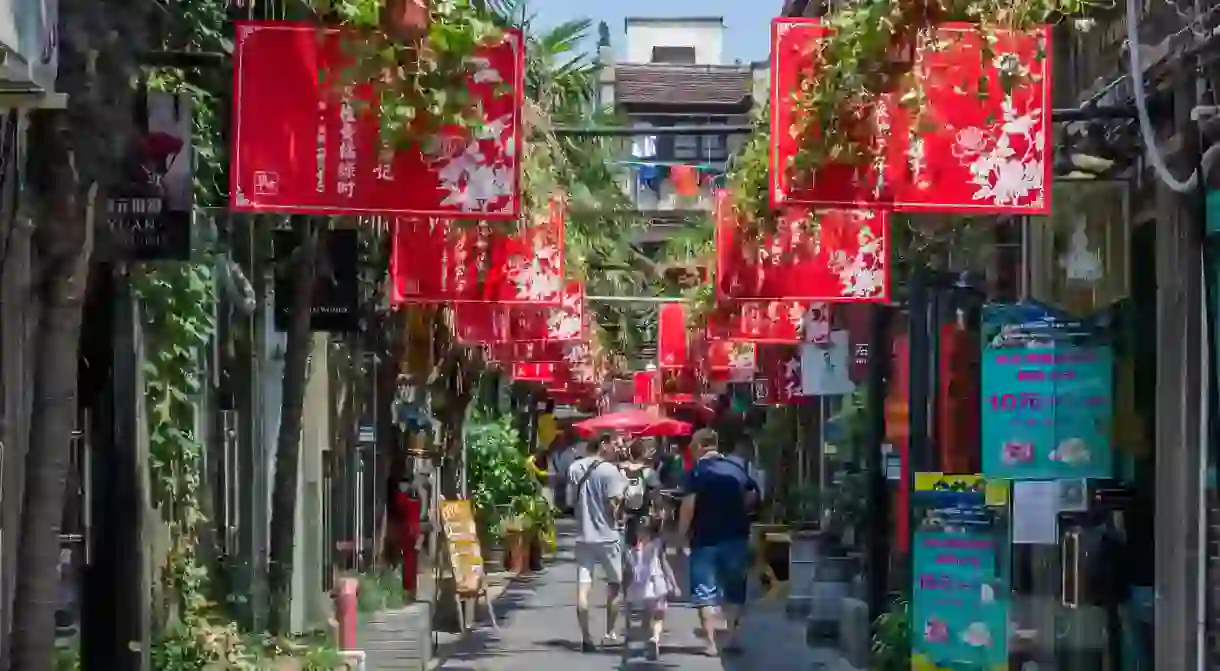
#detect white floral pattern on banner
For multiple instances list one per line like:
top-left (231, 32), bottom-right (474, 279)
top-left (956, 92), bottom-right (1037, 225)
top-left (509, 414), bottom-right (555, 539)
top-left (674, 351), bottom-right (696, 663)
top-left (546, 290), bottom-right (583, 340)
top-left (950, 93), bottom-right (1045, 209)
top-left (827, 213), bottom-right (886, 298)
top-left (418, 43), bottom-right (519, 214)
top-left (506, 233), bottom-right (562, 302)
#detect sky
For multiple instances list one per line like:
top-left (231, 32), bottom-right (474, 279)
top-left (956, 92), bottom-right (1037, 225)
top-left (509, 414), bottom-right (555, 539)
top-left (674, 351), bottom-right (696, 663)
top-left (526, 0), bottom-right (775, 64)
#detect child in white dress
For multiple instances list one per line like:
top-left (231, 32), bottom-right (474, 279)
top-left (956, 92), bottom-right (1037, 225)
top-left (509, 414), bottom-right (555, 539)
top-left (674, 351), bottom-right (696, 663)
top-left (627, 516), bottom-right (680, 660)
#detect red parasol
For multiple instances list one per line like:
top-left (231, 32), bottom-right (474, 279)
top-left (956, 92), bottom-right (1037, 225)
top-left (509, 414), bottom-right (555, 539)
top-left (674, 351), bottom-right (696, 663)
top-left (572, 408), bottom-right (692, 438)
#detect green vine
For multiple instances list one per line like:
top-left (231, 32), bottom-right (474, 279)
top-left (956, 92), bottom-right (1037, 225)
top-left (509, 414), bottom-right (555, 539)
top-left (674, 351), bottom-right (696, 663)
top-left (729, 0), bottom-right (1105, 237)
top-left (317, 0), bottom-right (504, 146)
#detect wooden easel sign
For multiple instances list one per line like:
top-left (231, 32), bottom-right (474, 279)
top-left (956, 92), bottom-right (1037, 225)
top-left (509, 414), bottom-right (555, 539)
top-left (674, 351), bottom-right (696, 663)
top-left (439, 500), bottom-right (498, 632)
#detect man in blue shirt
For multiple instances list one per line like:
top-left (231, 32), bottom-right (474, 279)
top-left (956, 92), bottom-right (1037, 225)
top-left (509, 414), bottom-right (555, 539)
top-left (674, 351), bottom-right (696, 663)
top-left (677, 428), bottom-right (758, 656)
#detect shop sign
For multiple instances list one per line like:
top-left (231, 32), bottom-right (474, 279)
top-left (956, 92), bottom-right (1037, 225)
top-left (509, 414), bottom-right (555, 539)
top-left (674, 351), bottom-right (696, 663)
top-left (657, 303), bottom-right (689, 368)
top-left (107, 92), bottom-right (194, 261)
top-left (230, 21), bottom-right (523, 218)
top-left (911, 530), bottom-right (1008, 670)
top-left (770, 19), bottom-right (1051, 214)
top-left (980, 302), bottom-right (1113, 479)
top-left (910, 473), bottom-right (1008, 670)
top-left (273, 227), bottom-right (361, 332)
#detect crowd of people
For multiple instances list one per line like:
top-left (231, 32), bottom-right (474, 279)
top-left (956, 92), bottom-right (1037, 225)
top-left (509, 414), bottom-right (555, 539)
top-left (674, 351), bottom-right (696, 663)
top-left (549, 428), bottom-right (760, 660)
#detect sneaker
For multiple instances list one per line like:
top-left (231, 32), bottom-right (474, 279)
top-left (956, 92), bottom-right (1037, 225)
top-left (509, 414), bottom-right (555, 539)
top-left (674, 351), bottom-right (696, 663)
top-left (646, 638), bottom-right (661, 660)
top-left (601, 632), bottom-right (624, 646)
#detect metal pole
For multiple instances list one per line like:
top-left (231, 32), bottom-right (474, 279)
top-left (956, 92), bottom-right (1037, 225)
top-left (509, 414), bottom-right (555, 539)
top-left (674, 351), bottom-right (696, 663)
top-left (864, 305), bottom-right (891, 622)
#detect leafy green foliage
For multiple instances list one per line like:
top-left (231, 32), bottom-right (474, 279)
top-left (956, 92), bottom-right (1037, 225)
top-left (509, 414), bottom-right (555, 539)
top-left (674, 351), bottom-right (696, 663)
top-left (871, 595), bottom-right (911, 670)
top-left (317, 0), bottom-right (503, 147)
top-left (465, 414), bottom-right (541, 537)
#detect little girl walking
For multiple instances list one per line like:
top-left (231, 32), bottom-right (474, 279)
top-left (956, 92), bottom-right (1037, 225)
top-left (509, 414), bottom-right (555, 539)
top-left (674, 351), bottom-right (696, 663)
top-left (626, 516), bottom-right (680, 660)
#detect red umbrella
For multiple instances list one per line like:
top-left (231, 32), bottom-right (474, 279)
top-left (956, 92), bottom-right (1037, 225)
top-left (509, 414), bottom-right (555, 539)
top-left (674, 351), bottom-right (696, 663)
top-left (572, 408), bottom-right (692, 438)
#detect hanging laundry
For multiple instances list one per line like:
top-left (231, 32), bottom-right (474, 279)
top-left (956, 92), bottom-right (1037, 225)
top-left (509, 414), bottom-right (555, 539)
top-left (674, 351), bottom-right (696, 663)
top-left (631, 134), bottom-right (658, 159)
top-left (637, 164), bottom-right (664, 194)
top-left (671, 164), bottom-right (699, 197)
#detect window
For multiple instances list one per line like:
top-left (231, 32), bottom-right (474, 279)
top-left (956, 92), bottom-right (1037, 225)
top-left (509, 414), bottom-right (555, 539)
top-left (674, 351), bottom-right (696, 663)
top-left (651, 46), bottom-right (696, 64)
top-left (673, 135), bottom-right (698, 160)
top-left (703, 134), bottom-right (727, 161)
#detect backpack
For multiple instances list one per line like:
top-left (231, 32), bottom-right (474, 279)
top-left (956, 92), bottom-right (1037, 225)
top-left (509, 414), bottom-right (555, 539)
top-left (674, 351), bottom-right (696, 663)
top-left (623, 467), bottom-right (651, 515)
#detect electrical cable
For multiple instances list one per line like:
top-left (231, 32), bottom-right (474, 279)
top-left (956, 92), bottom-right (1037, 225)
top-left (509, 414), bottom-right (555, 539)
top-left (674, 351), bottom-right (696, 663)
top-left (1127, 0), bottom-right (1220, 192)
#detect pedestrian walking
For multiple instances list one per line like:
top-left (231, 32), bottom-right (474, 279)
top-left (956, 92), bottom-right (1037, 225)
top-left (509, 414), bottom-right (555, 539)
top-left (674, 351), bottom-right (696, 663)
top-left (676, 428), bottom-right (760, 656)
top-left (567, 432), bottom-right (629, 652)
top-left (626, 515), bottom-right (680, 661)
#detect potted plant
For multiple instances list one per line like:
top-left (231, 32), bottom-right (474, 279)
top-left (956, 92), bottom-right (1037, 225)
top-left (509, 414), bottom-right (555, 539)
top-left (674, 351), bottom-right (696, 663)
top-left (496, 512), bottom-right (531, 575)
top-left (520, 493), bottom-right (555, 572)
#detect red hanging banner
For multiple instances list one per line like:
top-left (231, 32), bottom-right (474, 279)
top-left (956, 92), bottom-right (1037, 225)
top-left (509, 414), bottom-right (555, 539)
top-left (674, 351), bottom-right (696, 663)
top-left (716, 192), bottom-right (890, 302)
top-left (701, 340), bottom-right (756, 384)
top-left (757, 345), bottom-right (804, 405)
top-left (511, 362), bottom-right (561, 382)
top-left (770, 19), bottom-right (1051, 214)
top-left (453, 281), bottom-right (583, 344)
top-left (390, 202), bottom-right (565, 305)
top-left (632, 370), bottom-right (658, 405)
top-left (231, 21), bottom-right (524, 218)
top-left (505, 281), bottom-right (585, 342)
top-left (657, 303), bottom-right (689, 368)
top-left (706, 300), bottom-right (824, 343)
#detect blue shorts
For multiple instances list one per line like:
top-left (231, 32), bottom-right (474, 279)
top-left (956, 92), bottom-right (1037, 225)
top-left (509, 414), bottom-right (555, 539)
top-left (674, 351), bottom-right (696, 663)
top-left (688, 538), bottom-right (750, 607)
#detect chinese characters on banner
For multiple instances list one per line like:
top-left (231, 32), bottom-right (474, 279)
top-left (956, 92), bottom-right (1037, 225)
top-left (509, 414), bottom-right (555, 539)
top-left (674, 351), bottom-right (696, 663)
top-left (231, 21), bottom-right (524, 218)
top-left (715, 192), bottom-right (889, 301)
top-left (980, 303), bottom-right (1113, 479)
top-left (389, 203), bottom-right (565, 305)
top-left (770, 19), bottom-right (1051, 214)
top-left (910, 473), bottom-right (1008, 670)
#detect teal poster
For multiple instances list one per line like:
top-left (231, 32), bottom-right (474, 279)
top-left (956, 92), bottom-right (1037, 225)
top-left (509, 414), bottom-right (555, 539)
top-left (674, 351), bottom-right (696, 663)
top-left (912, 530), bottom-right (1008, 667)
top-left (981, 303), bottom-right (1113, 480)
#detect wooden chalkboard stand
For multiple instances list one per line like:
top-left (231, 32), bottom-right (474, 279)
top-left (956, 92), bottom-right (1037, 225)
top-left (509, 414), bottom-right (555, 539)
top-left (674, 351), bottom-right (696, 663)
top-left (437, 500), bottom-right (499, 636)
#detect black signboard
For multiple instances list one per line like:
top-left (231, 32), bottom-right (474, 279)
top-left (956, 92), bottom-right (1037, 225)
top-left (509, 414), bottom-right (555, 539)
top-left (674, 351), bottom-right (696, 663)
top-left (108, 92), bottom-right (194, 261)
top-left (106, 197), bottom-right (191, 261)
top-left (273, 228), bottom-right (360, 333)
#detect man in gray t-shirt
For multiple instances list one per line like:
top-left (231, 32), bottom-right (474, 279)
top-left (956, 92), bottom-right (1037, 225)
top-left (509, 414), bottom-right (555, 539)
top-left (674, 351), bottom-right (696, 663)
top-left (567, 433), bottom-right (627, 651)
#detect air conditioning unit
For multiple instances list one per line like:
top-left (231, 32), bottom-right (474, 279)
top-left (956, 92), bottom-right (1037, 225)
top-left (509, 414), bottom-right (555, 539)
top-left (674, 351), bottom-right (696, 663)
top-left (0, 0), bottom-right (59, 95)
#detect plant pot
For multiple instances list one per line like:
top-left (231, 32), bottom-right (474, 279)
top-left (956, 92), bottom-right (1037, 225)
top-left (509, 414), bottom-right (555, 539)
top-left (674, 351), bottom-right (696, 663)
top-left (504, 531), bottom-right (528, 575)
top-left (528, 532), bottom-right (545, 572)
top-left (482, 542), bottom-right (505, 573)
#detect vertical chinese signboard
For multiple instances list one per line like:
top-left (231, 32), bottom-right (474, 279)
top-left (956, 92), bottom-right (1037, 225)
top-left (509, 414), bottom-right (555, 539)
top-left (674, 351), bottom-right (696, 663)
top-left (911, 473), bottom-right (1009, 671)
top-left (980, 303), bottom-right (1113, 480)
top-left (231, 21), bottom-right (524, 218)
top-left (439, 500), bottom-right (485, 595)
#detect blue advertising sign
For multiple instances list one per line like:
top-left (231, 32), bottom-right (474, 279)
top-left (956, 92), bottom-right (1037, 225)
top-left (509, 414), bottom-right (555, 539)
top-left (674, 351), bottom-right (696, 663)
top-left (980, 303), bottom-right (1113, 480)
top-left (912, 530), bottom-right (1008, 669)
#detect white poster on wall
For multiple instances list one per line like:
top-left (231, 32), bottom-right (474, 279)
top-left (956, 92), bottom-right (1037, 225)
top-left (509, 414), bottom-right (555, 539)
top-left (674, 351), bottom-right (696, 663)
top-left (800, 330), bottom-right (855, 396)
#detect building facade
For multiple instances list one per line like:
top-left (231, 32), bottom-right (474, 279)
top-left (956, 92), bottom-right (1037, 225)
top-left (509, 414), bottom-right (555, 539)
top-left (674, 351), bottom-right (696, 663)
top-left (598, 16), bottom-right (765, 247)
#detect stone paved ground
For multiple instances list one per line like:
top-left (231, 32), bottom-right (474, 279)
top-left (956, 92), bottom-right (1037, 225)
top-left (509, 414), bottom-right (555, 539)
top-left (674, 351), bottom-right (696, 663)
top-left (432, 520), bottom-right (856, 671)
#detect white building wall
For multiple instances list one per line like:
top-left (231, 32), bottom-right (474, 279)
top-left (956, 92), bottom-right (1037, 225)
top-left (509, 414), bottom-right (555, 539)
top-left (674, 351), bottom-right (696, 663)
top-left (624, 21), bottom-right (724, 65)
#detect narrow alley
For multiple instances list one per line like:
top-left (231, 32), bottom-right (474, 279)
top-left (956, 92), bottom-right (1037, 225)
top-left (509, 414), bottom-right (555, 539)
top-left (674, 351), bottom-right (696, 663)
top-left (434, 521), bottom-right (853, 671)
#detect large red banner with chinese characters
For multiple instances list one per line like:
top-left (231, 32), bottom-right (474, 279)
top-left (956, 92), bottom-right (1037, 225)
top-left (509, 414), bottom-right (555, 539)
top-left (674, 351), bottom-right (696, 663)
top-left (453, 282), bottom-right (584, 344)
top-left (770, 19), bottom-right (1051, 214)
top-left (231, 21), bottom-right (524, 218)
top-left (390, 203), bottom-right (565, 305)
top-left (716, 192), bottom-right (889, 302)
